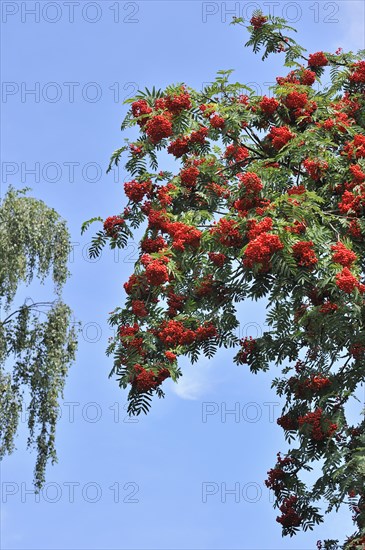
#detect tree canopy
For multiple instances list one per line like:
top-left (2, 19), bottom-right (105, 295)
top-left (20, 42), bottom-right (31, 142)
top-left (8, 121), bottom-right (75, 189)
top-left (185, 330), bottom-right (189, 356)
top-left (0, 187), bottom-right (78, 489)
top-left (85, 13), bottom-right (364, 549)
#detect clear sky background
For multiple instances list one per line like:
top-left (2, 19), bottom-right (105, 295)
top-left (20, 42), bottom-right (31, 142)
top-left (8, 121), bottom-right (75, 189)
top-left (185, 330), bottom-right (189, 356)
top-left (1, 1), bottom-right (364, 548)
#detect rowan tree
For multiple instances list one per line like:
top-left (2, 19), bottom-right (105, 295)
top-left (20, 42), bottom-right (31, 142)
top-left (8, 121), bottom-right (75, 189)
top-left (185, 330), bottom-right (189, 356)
top-left (0, 187), bottom-right (78, 489)
top-left (85, 13), bottom-right (365, 548)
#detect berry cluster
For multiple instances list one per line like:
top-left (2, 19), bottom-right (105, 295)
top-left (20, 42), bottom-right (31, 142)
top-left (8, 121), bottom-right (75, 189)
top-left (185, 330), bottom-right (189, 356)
top-left (235, 336), bottom-right (256, 364)
top-left (298, 408), bottom-right (337, 441)
top-left (103, 216), bottom-right (125, 238)
top-left (132, 364), bottom-right (170, 393)
top-left (292, 241), bottom-right (318, 268)
top-left (276, 496), bottom-right (302, 528)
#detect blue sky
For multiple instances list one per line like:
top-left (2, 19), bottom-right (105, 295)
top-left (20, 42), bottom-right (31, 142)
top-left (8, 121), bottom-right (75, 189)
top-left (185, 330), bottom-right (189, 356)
top-left (1, 1), bottom-right (364, 548)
